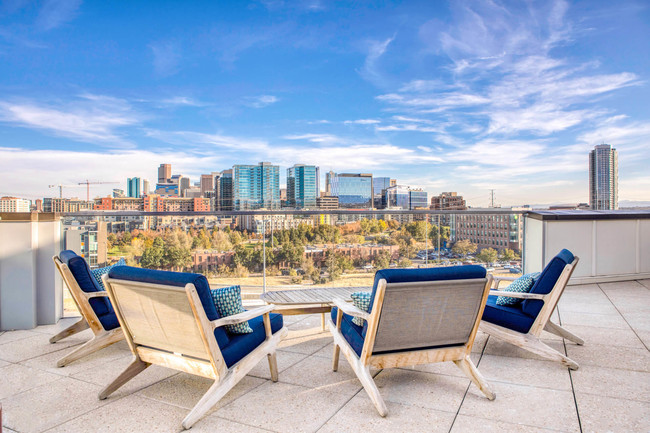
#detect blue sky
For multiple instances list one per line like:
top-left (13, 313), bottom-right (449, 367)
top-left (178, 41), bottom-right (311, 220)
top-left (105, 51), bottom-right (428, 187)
top-left (1, 0), bottom-right (649, 207)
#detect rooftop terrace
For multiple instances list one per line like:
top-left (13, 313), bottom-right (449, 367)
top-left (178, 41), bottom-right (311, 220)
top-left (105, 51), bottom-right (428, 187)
top-left (1, 278), bottom-right (648, 432)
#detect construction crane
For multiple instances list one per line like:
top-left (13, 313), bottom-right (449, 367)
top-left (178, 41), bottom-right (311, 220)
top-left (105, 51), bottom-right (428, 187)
top-left (48, 184), bottom-right (81, 198)
top-left (78, 180), bottom-right (119, 202)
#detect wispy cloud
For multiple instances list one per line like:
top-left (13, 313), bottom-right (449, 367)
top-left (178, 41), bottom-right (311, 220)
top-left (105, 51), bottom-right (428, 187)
top-left (343, 119), bottom-right (380, 125)
top-left (375, 0), bottom-right (641, 139)
top-left (0, 94), bottom-right (139, 145)
top-left (160, 96), bottom-right (208, 107)
top-left (244, 95), bottom-right (279, 108)
top-left (35, 0), bottom-right (82, 31)
top-left (282, 133), bottom-right (338, 143)
top-left (359, 35), bottom-right (395, 85)
top-left (145, 129), bottom-right (269, 152)
top-left (150, 40), bottom-right (182, 77)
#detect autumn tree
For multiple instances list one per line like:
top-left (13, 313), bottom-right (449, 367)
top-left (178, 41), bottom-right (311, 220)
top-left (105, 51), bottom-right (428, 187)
top-left (452, 239), bottom-right (477, 256)
top-left (476, 247), bottom-right (498, 264)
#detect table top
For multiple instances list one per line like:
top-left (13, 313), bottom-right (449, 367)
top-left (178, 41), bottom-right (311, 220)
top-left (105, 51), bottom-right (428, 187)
top-left (260, 286), bottom-right (370, 305)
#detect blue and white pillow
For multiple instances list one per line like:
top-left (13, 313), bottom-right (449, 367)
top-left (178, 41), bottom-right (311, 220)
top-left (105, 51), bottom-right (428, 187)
top-left (91, 258), bottom-right (126, 291)
top-left (496, 272), bottom-right (541, 306)
top-left (350, 291), bottom-right (372, 327)
top-left (210, 285), bottom-right (253, 334)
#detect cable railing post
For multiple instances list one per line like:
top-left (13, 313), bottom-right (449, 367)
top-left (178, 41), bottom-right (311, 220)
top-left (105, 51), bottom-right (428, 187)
top-left (262, 215), bottom-right (267, 294)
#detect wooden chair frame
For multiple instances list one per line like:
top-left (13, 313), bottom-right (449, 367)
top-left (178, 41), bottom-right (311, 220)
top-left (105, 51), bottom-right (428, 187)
top-left (101, 275), bottom-right (288, 429)
top-left (328, 276), bottom-right (496, 416)
top-left (49, 256), bottom-right (124, 367)
top-left (480, 257), bottom-right (583, 370)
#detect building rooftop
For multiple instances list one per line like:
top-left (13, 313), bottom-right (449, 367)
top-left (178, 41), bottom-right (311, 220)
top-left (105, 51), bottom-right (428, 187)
top-left (1, 279), bottom-right (648, 433)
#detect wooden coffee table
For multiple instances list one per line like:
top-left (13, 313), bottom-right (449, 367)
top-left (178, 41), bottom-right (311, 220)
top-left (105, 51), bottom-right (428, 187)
top-left (260, 286), bottom-right (370, 330)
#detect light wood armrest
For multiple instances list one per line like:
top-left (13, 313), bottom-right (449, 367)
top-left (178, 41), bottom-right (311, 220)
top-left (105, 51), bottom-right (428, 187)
top-left (211, 305), bottom-right (275, 329)
top-left (85, 291), bottom-right (110, 299)
top-left (332, 297), bottom-right (370, 321)
top-left (489, 290), bottom-right (546, 300)
top-left (492, 276), bottom-right (517, 289)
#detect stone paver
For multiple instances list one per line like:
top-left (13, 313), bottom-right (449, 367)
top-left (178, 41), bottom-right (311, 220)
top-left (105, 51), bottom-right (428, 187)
top-left (1, 280), bottom-right (649, 433)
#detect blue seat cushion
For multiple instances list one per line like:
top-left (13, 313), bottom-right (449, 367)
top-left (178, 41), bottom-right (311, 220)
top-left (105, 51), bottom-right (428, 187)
top-left (482, 295), bottom-right (535, 334)
top-left (220, 313), bottom-right (283, 368)
top-left (59, 250), bottom-right (119, 331)
top-left (107, 266), bottom-right (230, 347)
top-left (331, 307), bottom-right (365, 357)
top-left (365, 265), bottom-right (487, 337)
top-left (521, 249), bottom-right (574, 318)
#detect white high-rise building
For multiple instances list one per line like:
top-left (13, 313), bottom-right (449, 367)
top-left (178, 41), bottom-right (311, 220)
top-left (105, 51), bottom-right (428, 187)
top-left (589, 144), bottom-right (618, 210)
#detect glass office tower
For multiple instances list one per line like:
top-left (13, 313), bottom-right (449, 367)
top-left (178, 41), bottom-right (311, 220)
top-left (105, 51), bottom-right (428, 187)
top-left (329, 173), bottom-right (373, 209)
top-left (233, 162), bottom-right (280, 210)
top-left (287, 164), bottom-right (320, 209)
top-left (127, 177), bottom-right (141, 198)
top-left (409, 190), bottom-right (428, 209)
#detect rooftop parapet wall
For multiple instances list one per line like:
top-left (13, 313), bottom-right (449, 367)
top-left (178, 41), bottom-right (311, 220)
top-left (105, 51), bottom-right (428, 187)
top-left (524, 210), bottom-right (650, 284)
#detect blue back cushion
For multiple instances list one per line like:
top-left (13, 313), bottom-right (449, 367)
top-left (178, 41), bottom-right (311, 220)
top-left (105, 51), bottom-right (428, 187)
top-left (521, 249), bottom-right (574, 318)
top-left (59, 250), bottom-right (113, 319)
top-left (365, 265), bottom-right (487, 336)
top-left (107, 266), bottom-right (230, 347)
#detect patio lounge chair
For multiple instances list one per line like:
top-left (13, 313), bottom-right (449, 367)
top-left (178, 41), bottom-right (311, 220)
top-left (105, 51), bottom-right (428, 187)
top-left (100, 266), bottom-right (288, 429)
top-left (328, 266), bottom-right (495, 416)
top-left (50, 251), bottom-right (124, 367)
top-left (480, 249), bottom-right (584, 369)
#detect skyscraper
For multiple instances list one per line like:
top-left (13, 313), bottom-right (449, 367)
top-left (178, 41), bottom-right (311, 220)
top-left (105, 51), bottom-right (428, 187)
top-left (200, 174), bottom-right (215, 197)
top-left (589, 144), bottom-right (618, 210)
top-left (218, 169), bottom-right (233, 211)
top-left (158, 164), bottom-right (171, 183)
top-left (142, 179), bottom-right (150, 196)
top-left (232, 162), bottom-right (280, 210)
top-left (127, 177), bottom-right (141, 198)
top-left (328, 173), bottom-right (373, 209)
top-left (373, 177), bottom-right (396, 209)
top-left (286, 164), bottom-right (320, 209)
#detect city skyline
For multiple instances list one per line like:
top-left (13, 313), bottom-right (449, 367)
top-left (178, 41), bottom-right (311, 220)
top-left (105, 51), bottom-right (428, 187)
top-left (0, 1), bottom-right (649, 207)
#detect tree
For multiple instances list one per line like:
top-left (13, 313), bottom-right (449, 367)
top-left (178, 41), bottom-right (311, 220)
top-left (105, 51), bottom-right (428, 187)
top-left (476, 247), bottom-right (498, 264)
top-left (452, 239), bottom-right (477, 256)
top-left (499, 248), bottom-right (517, 262)
top-left (374, 250), bottom-right (391, 269)
top-left (398, 238), bottom-right (418, 259)
top-left (398, 258), bottom-right (412, 268)
top-left (162, 246), bottom-right (191, 270)
top-left (140, 237), bottom-right (164, 269)
top-left (404, 221), bottom-right (427, 241)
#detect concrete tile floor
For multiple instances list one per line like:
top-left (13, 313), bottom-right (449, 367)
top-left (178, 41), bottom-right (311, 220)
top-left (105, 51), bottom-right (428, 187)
top-left (1, 281), bottom-right (649, 433)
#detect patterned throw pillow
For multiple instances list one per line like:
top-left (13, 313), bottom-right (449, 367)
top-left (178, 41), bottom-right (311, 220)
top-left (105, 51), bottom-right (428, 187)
top-left (210, 285), bottom-right (253, 334)
top-left (496, 272), bottom-right (541, 306)
top-left (90, 258), bottom-right (126, 291)
top-left (350, 291), bottom-right (372, 327)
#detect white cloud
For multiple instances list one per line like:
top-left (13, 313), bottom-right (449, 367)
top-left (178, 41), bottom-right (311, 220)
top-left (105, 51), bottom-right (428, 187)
top-left (343, 119), bottom-right (380, 125)
top-left (0, 147), bottom-right (224, 199)
top-left (359, 35), bottom-right (395, 85)
top-left (282, 133), bottom-right (338, 143)
top-left (0, 95), bottom-right (139, 144)
top-left (245, 95), bottom-right (279, 108)
top-left (145, 129), bottom-right (269, 152)
top-left (160, 96), bottom-right (208, 107)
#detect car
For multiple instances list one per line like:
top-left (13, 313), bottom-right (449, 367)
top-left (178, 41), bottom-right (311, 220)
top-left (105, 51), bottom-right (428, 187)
top-left (509, 267), bottom-right (522, 274)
